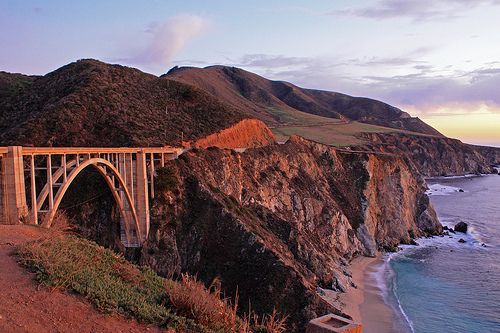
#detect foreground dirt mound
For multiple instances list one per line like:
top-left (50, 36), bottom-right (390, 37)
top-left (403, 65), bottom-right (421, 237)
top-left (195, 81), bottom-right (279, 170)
top-left (0, 225), bottom-right (164, 333)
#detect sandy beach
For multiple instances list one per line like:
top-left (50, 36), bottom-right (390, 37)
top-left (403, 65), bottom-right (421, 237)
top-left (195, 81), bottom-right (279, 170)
top-left (320, 254), bottom-right (401, 333)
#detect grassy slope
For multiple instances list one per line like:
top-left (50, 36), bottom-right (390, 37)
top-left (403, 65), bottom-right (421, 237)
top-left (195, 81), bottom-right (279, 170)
top-left (165, 66), bottom-right (443, 140)
top-left (272, 121), bottom-right (401, 146)
top-left (263, 104), bottom-right (407, 146)
top-left (17, 228), bottom-right (286, 333)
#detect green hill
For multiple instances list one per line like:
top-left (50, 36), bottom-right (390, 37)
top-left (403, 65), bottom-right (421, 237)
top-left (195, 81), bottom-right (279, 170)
top-left (0, 60), bottom-right (247, 147)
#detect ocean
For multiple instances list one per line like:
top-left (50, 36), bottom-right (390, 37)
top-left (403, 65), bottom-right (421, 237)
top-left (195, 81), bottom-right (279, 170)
top-left (374, 174), bottom-right (500, 333)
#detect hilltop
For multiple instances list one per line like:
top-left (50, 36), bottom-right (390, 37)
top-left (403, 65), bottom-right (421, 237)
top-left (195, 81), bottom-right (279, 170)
top-left (162, 65), bottom-right (496, 175)
top-left (0, 60), bottom-right (247, 147)
top-left (1, 59), bottom-right (497, 174)
top-left (0, 60), bottom-right (441, 148)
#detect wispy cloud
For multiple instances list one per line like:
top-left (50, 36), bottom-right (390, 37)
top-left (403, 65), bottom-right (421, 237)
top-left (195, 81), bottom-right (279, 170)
top-left (329, 0), bottom-right (500, 22)
top-left (124, 15), bottom-right (209, 67)
top-left (233, 54), bottom-right (314, 69)
top-left (363, 66), bottom-right (500, 114)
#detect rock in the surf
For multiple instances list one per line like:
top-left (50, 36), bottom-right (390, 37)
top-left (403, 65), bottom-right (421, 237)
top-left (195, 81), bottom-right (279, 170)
top-left (454, 222), bottom-right (468, 233)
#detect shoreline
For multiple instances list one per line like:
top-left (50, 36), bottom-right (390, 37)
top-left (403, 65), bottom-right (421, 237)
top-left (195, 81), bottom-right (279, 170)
top-left (320, 254), bottom-right (403, 333)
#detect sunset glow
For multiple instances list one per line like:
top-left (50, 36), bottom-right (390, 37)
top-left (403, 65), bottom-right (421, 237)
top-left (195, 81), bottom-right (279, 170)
top-left (1, 0), bottom-right (500, 146)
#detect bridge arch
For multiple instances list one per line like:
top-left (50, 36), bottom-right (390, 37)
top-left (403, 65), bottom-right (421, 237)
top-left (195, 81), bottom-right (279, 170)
top-left (41, 158), bottom-right (142, 246)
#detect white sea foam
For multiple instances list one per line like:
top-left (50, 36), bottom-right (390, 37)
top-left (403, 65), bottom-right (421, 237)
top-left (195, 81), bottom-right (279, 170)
top-left (426, 183), bottom-right (466, 196)
top-left (369, 253), bottom-right (415, 333)
top-left (425, 174), bottom-right (478, 180)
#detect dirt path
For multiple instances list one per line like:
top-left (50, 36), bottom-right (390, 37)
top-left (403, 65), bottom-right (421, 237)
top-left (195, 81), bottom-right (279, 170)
top-left (0, 225), bottom-right (165, 333)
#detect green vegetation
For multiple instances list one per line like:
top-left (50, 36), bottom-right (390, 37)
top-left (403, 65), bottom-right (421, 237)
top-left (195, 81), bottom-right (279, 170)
top-left (155, 166), bottom-right (179, 192)
top-left (265, 107), bottom-right (343, 126)
top-left (272, 121), bottom-right (402, 146)
top-left (0, 59), bottom-right (247, 147)
top-left (0, 71), bottom-right (35, 99)
top-left (17, 220), bottom-right (287, 332)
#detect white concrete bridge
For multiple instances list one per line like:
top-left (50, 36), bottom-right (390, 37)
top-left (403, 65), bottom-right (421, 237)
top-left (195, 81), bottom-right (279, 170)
top-left (0, 146), bottom-right (184, 247)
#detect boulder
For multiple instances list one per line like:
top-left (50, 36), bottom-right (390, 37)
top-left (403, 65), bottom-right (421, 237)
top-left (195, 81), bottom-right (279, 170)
top-left (454, 222), bottom-right (468, 233)
top-left (458, 238), bottom-right (466, 243)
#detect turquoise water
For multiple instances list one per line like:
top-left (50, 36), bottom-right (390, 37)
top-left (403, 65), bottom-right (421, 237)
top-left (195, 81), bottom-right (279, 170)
top-left (379, 174), bottom-right (500, 333)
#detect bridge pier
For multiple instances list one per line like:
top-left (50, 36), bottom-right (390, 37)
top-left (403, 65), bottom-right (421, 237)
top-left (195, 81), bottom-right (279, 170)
top-left (135, 151), bottom-right (150, 245)
top-left (2, 146), bottom-right (28, 224)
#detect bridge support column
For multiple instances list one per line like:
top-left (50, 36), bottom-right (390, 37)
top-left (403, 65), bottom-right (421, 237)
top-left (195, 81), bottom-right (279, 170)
top-left (2, 146), bottom-right (28, 224)
top-left (136, 150), bottom-right (150, 244)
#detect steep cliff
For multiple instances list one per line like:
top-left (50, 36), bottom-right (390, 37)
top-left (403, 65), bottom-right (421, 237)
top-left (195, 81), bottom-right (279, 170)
top-left (139, 135), bottom-right (441, 331)
top-left (356, 132), bottom-right (494, 176)
top-left (189, 118), bottom-right (277, 149)
top-left (472, 145), bottom-right (500, 166)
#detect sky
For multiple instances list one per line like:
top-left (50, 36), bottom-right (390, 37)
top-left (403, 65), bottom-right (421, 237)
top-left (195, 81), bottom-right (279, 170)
top-left (1, 0), bottom-right (500, 147)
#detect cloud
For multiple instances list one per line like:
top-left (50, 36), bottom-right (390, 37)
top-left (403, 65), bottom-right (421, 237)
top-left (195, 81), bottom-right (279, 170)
top-left (234, 54), bottom-right (314, 69)
top-left (362, 66), bottom-right (500, 114)
top-left (329, 0), bottom-right (500, 22)
top-left (127, 15), bottom-right (209, 67)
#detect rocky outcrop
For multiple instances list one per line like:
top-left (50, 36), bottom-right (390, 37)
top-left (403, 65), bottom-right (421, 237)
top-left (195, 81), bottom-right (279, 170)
top-left (139, 135), bottom-right (441, 331)
top-left (189, 118), bottom-right (277, 149)
top-left (472, 145), bottom-right (500, 166)
top-left (356, 132), bottom-right (493, 176)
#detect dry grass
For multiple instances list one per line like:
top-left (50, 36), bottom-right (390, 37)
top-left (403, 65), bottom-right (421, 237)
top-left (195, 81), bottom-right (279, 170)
top-left (17, 214), bottom-right (288, 333)
top-left (169, 274), bottom-right (240, 331)
top-left (272, 121), bottom-right (402, 146)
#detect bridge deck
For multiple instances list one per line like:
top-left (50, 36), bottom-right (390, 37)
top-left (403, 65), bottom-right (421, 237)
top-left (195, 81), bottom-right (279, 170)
top-left (1, 147), bottom-right (184, 155)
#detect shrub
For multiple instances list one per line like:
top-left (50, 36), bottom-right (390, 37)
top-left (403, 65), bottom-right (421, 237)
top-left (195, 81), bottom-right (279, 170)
top-left (155, 166), bottom-right (179, 192)
top-left (169, 274), bottom-right (240, 330)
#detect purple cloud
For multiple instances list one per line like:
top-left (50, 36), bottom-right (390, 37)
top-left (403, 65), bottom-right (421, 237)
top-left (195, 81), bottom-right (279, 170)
top-left (329, 0), bottom-right (500, 22)
top-left (124, 15), bottom-right (209, 67)
top-left (362, 67), bottom-right (500, 113)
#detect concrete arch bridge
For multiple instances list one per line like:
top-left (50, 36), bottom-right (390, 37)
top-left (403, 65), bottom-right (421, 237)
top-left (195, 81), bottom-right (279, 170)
top-left (0, 146), bottom-right (183, 247)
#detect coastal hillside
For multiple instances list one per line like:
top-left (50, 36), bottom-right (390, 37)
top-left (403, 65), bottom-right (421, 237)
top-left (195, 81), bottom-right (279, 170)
top-left (0, 59), bottom-right (492, 331)
top-left (355, 132), bottom-right (495, 176)
top-left (139, 135), bottom-right (442, 331)
top-left (0, 59), bottom-right (247, 147)
top-left (163, 65), bottom-right (497, 176)
top-left (0, 59), bottom-right (494, 177)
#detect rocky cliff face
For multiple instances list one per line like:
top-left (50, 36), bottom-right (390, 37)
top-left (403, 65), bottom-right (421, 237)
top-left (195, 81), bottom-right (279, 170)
top-left (138, 135), bottom-right (441, 331)
top-left (189, 119), bottom-right (277, 149)
top-left (472, 145), bottom-right (500, 166)
top-left (356, 132), bottom-right (494, 176)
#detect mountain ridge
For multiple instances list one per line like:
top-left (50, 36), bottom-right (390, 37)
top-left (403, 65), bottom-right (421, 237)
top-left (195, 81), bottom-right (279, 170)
top-left (0, 59), bottom-right (496, 177)
top-left (0, 59), bottom-right (248, 147)
top-left (164, 65), bottom-right (443, 137)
